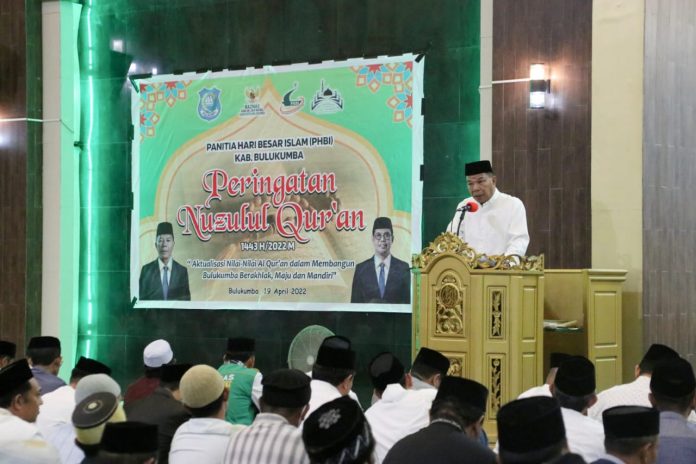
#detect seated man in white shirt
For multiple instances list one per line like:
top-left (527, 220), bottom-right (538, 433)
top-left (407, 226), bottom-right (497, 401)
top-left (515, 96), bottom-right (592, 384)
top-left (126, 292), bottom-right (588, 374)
top-left (497, 396), bottom-right (574, 464)
top-left (365, 352), bottom-right (436, 463)
top-left (589, 343), bottom-right (680, 422)
top-left (518, 352), bottom-right (572, 399)
top-left (0, 359), bottom-right (60, 462)
top-left (38, 357), bottom-right (111, 435)
top-left (170, 364), bottom-right (244, 463)
top-left (306, 336), bottom-right (358, 419)
top-left (447, 160), bottom-right (529, 257)
top-left (551, 356), bottom-right (605, 463)
top-left (409, 347), bottom-right (450, 391)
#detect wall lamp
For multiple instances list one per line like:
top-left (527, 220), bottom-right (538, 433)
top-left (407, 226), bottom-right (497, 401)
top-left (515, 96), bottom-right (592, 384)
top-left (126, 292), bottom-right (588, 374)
top-left (529, 63), bottom-right (550, 109)
top-left (488, 63), bottom-right (552, 109)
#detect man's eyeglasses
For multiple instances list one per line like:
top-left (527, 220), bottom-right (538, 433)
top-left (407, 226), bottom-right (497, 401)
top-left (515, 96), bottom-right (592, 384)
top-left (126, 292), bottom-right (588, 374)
top-left (374, 232), bottom-right (392, 241)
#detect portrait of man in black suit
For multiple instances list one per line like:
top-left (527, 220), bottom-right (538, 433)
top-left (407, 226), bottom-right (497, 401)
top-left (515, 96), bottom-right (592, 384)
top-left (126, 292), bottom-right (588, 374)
top-left (139, 222), bottom-right (191, 301)
top-left (350, 217), bottom-right (410, 304)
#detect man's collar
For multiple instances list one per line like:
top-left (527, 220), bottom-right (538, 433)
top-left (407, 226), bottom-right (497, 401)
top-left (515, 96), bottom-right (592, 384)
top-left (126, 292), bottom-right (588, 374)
top-left (480, 188), bottom-right (501, 207)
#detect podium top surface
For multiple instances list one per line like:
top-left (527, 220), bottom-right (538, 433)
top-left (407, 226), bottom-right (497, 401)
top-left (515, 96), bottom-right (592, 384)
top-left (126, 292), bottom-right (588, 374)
top-left (412, 232), bottom-right (544, 273)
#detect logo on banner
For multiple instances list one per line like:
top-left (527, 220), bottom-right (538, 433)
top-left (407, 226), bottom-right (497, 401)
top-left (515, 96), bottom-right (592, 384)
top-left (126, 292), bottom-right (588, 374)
top-left (280, 82), bottom-right (305, 115)
top-left (310, 80), bottom-right (344, 115)
top-left (197, 88), bottom-right (222, 121)
top-left (240, 87), bottom-right (265, 117)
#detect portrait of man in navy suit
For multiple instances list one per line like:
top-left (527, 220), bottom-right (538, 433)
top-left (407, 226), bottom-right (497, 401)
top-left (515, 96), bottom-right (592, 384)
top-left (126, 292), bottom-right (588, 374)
top-left (350, 217), bottom-right (410, 304)
top-left (139, 221), bottom-right (191, 301)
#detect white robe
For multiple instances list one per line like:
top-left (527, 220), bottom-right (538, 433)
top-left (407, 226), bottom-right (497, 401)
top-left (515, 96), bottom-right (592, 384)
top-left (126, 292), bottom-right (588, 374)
top-left (447, 189), bottom-right (529, 256)
top-left (169, 417), bottom-right (244, 464)
top-left (37, 385), bottom-right (75, 430)
top-left (365, 384), bottom-right (436, 463)
top-left (0, 409), bottom-right (60, 463)
top-left (561, 407), bottom-right (605, 463)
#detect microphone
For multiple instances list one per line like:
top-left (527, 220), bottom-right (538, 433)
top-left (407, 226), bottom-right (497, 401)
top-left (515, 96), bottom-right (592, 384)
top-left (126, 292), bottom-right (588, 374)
top-left (455, 201), bottom-right (478, 238)
top-left (457, 201), bottom-right (479, 213)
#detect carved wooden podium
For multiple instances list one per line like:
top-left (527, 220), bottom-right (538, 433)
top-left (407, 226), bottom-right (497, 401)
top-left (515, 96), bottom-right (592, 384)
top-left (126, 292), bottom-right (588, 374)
top-left (412, 233), bottom-right (545, 441)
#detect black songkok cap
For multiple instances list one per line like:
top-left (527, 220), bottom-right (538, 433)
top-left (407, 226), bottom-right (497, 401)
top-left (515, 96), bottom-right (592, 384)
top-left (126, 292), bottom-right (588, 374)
top-left (161, 363), bottom-right (192, 383)
top-left (302, 396), bottom-right (374, 463)
top-left (650, 357), bottom-right (696, 397)
top-left (316, 336), bottom-right (356, 370)
top-left (435, 376), bottom-right (488, 416)
top-left (555, 356), bottom-right (596, 396)
top-left (0, 341), bottom-right (16, 358)
top-left (642, 344), bottom-right (679, 365)
top-left (372, 217), bottom-right (393, 234)
top-left (412, 347), bottom-right (450, 376)
top-left (27, 336), bottom-right (61, 350)
top-left (368, 352), bottom-right (405, 391)
top-left (0, 359), bottom-right (32, 395)
top-left (550, 352), bottom-right (572, 369)
top-left (72, 392), bottom-right (118, 429)
top-left (227, 337), bottom-right (255, 353)
top-left (75, 356), bottom-right (112, 376)
top-left (100, 422), bottom-right (159, 454)
top-left (603, 405), bottom-right (659, 439)
top-left (262, 368), bottom-right (311, 408)
top-left (497, 396), bottom-right (566, 453)
top-left (156, 221), bottom-right (174, 236)
top-left (465, 160), bottom-right (494, 176)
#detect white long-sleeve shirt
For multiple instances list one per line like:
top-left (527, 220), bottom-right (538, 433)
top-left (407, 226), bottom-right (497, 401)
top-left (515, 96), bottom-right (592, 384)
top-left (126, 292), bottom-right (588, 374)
top-left (447, 189), bottom-right (529, 257)
top-left (561, 407), bottom-right (605, 463)
top-left (365, 384), bottom-right (437, 463)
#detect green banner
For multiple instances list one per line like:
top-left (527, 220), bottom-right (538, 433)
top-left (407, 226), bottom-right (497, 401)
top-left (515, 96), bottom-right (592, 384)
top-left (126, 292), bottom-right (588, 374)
top-left (131, 55), bottom-right (423, 311)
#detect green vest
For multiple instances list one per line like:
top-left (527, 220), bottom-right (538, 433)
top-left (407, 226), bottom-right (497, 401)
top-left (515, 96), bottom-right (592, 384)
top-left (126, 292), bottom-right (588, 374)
top-left (218, 361), bottom-right (258, 425)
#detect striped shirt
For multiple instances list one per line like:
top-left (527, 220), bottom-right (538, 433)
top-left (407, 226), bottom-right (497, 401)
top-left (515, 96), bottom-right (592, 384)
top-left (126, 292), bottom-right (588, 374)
top-left (223, 413), bottom-right (309, 464)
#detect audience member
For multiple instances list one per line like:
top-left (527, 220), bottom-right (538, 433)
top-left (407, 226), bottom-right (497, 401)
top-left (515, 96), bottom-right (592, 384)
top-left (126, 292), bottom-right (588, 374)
top-left (306, 336), bottom-right (359, 419)
top-left (0, 359), bottom-right (60, 462)
top-left (27, 336), bottom-right (66, 395)
top-left (218, 337), bottom-right (262, 425)
top-left (60, 375), bottom-right (123, 463)
top-left (303, 396), bottom-right (375, 464)
top-left (0, 340), bottom-right (16, 368)
top-left (224, 368), bottom-right (311, 463)
top-left (125, 363), bottom-right (192, 463)
top-left (649, 357), bottom-right (696, 463)
top-left (72, 391), bottom-right (126, 462)
top-left (99, 421), bottom-right (159, 464)
top-left (169, 364), bottom-right (244, 463)
top-left (383, 376), bottom-right (495, 464)
top-left (38, 357), bottom-right (111, 428)
top-left (124, 339), bottom-right (174, 405)
top-left (365, 352), bottom-right (436, 463)
top-left (592, 405), bottom-right (659, 464)
top-left (589, 344), bottom-right (679, 421)
top-left (409, 347), bottom-right (450, 391)
top-left (552, 356), bottom-right (605, 462)
top-left (497, 396), bottom-right (573, 464)
top-left (518, 352), bottom-right (572, 399)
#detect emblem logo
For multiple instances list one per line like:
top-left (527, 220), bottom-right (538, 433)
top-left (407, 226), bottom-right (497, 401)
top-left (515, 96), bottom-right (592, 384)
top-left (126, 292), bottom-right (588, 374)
top-left (280, 82), bottom-right (305, 115)
top-left (197, 87), bottom-right (221, 121)
top-left (240, 86), bottom-right (265, 117)
top-left (310, 80), bottom-right (344, 115)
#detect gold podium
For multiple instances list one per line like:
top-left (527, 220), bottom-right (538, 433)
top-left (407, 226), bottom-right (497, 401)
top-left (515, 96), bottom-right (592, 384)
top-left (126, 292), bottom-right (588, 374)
top-left (412, 233), bottom-right (545, 440)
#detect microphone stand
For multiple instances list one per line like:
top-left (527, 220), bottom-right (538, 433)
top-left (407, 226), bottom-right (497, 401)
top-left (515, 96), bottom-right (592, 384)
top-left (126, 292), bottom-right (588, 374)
top-left (455, 208), bottom-right (466, 238)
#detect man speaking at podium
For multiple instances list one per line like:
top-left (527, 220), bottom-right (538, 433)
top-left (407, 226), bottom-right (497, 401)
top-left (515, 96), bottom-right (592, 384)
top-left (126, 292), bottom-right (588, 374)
top-left (447, 161), bottom-right (529, 257)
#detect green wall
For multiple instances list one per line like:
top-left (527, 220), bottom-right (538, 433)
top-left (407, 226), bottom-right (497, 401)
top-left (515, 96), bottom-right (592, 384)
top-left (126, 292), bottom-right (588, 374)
top-left (75, 0), bottom-right (480, 403)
